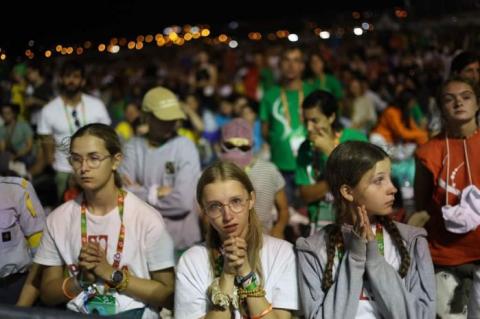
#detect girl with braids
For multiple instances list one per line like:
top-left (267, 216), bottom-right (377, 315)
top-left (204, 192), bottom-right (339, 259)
top-left (175, 161), bottom-right (298, 319)
top-left (296, 141), bottom-right (435, 319)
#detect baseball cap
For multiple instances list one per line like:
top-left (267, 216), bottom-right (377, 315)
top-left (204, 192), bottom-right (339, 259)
top-left (142, 86), bottom-right (186, 121)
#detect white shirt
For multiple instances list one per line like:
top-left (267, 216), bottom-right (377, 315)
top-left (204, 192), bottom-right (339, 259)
top-left (34, 191), bottom-right (175, 318)
top-left (175, 235), bottom-right (299, 319)
top-left (37, 94), bottom-right (111, 173)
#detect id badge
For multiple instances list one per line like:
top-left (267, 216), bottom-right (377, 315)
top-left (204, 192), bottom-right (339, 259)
top-left (86, 294), bottom-right (116, 316)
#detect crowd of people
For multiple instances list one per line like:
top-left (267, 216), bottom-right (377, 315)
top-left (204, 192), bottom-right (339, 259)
top-left (0, 24), bottom-right (480, 318)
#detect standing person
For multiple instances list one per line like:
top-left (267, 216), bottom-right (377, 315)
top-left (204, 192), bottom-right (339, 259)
top-left (219, 118), bottom-right (289, 238)
top-left (175, 161), bottom-right (298, 318)
top-left (296, 141), bottom-right (435, 319)
top-left (24, 62), bottom-right (54, 131)
top-left (260, 46), bottom-right (314, 206)
top-left (120, 86), bottom-right (201, 255)
top-left (408, 77), bottom-right (480, 318)
top-left (0, 176), bottom-right (45, 306)
top-left (307, 52), bottom-right (344, 101)
top-left (37, 60), bottom-right (111, 202)
top-left (34, 123), bottom-right (175, 318)
top-left (295, 90), bottom-right (367, 233)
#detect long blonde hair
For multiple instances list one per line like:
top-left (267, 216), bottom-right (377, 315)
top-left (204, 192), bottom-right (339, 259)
top-left (196, 161), bottom-right (264, 281)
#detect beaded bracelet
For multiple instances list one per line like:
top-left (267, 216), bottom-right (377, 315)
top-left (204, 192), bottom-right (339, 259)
top-left (238, 286), bottom-right (266, 300)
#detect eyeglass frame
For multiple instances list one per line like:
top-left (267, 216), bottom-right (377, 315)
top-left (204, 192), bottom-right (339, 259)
top-left (203, 196), bottom-right (251, 218)
top-left (68, 153), bottom-right (112, 169)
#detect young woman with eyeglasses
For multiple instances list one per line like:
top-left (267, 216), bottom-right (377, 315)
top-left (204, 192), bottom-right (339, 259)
top-left (174, 161), bottom-right (298, 319)
top-left (33, 123), bottom-right (175, 318)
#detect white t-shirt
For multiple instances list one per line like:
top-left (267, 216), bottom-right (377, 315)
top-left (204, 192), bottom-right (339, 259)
top-left (34, 191), bottom-right (175, 319)
top-left (37, 94), bottom-right (111, 173)
top-left (174, 235), bottom-right (299, 319)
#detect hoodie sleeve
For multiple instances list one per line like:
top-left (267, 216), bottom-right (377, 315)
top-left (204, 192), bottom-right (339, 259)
top-left (296, 231), bottom-right (366, 319)
top-left (365, 235), bottom-right (436, 319)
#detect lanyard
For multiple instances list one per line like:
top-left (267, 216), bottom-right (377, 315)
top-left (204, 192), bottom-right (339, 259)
top-left (81, 189), bottom-right (126, 269)
top-left (63, 99), bottom-right (86, 134)
top-left (280, 88), bottom-right (304, 128)
top-left (337, 223), bottom-right (384, 259)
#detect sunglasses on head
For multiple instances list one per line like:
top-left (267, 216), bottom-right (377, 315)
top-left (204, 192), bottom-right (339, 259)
top-left (223, 142), bottom-right (251, 152)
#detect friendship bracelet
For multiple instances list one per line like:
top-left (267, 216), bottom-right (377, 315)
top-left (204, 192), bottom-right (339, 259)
top-left (250, 304), bottom-right (273, 319)
top-left (235, 271), bottom-right (255, 287)
top-left (62, 277), bottom-right (77, 300)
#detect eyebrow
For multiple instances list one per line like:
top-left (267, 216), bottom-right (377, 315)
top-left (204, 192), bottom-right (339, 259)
top-left (70, 151), bottom-right (103, 156)
top-left (444, 90), bottom-right (474, 96)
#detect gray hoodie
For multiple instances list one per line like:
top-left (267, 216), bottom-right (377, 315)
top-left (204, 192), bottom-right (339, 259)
top-left (296, 222), bottom-right (436, 319)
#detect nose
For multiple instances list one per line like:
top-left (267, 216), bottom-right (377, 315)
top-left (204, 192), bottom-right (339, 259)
top-left (222, 205), bottom-right (234, 221)
top-left (307, 120), bottom-right (314, 132)
top-left (388, 179), bottom-right (397, 195)
top-left (80, 158), bottom-right (90, 171)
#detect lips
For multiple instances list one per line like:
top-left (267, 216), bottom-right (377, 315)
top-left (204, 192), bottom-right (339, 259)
top-left (224, 224), bottom-right (238, 234)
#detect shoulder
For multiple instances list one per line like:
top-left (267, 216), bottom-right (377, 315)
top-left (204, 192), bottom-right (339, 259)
top-left (341, 128), bottom-right (368, 142)
top-left (82, 94), bottom-right (105, 106)
top-left (252, 159), bottom-right (279, 173)
top-left (416, 134), bottom-right (444, 159)
top-left (42, 97), bottom-right (62, 111)
top-left (124, 191), bottom-right (163, 222)
top-left (394, 221), bottom-right (427, 241)
top-left (295, 227), bottom-right (329, 254)
top-left (46, 199), bottom-right (80, 227)
top-left (262, 86), bottom-right (281, 101)
top-left (0, 176), bottom-right (30, 191)
top-left (177, 243), bottom-right (209, 271)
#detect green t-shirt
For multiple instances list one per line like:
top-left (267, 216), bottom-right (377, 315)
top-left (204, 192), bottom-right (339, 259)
top-left (410, 103), bottom-right (425, 126)
top-left (311, 74), bottom-right (344, 101)
top-left (260, 82), bottom-right (315, 171)
top-left (295, 128), bottom-right (367, 228)
top-left (0, 120), bottom-right (33, 153)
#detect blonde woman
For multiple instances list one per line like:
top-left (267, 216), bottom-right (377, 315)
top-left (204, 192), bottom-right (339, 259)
top-left (175, 161), bottom-right (298, 318)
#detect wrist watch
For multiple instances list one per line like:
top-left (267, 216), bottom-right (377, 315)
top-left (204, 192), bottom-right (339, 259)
top-left (110, 269), bottom-right (124, 287)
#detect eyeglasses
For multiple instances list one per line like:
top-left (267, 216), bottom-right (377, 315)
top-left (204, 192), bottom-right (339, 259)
top-left (223, 142), bottom-right (252, 152)
top-left (205, 197), bottom-right (249, 218)
top-left (68, 154), bottom-right (111, 169)
top-left (71, 110), bottom-right (81, 128)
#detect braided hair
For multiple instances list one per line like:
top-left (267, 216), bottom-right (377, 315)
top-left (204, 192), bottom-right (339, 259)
top-left (322, 141), bottom-right (410, 292)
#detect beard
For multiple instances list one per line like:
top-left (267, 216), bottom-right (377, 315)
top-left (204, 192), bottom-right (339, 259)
top-left (60, 82), bottom-right (82, 98)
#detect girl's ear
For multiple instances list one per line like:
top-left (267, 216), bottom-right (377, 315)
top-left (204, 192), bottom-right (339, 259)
top-left (112, 153), bottom-right (123, 171)
top-left (339, 184), bottom-right (354, 202)
top-left (328, 113), bottom-right (336, 125)
top-left (249, 191), bottom-right (256, 210)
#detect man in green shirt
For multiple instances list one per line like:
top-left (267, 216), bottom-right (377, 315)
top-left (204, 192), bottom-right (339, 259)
top-left (295, 90), bottom-right (367, 233)
top-left (260, 46), bottom-right (314, 206)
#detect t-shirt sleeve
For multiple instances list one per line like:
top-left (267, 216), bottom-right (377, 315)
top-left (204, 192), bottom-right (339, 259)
top-left (174, 247), bottom-right (209, 319)
top-left (270, 241), bottom-right (299, 310)
top-left (96, 101), bottom-right (112, 125)
top-left (33, 218), bottom-right (63, 266)
top-left (144, 209), bottom-right (175, 271)
top-left (37, 105), bottom-right (52, 135)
